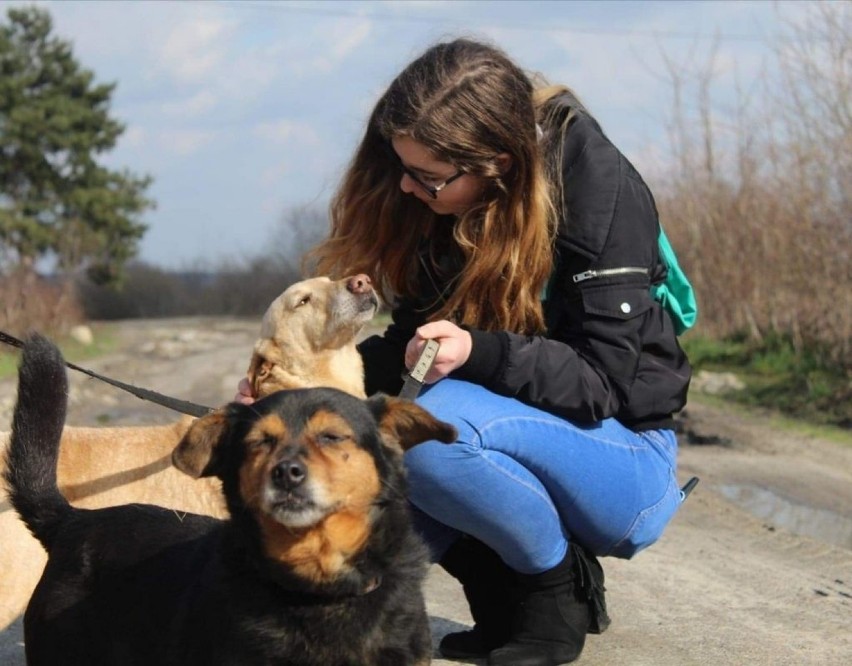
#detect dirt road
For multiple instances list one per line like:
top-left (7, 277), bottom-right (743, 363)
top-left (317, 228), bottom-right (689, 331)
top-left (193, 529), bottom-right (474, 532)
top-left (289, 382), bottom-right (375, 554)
top-left (1, 318), bottom-right (850, 665)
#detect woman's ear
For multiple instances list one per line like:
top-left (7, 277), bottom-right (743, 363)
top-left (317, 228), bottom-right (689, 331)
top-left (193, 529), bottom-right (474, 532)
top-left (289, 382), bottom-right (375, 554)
top-left (495, 152), bottom-right (513, 175)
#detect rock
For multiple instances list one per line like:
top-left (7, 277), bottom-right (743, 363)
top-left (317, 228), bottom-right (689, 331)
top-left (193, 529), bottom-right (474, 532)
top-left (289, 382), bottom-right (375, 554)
top-left (692, 369), bottom-right (745, 395)
top-left (69, 325), bottom-right (94, 346)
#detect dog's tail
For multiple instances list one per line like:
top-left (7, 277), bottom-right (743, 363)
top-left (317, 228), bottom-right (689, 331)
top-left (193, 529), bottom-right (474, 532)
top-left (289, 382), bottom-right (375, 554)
top-left (4, 333), bottom-right (73, 551)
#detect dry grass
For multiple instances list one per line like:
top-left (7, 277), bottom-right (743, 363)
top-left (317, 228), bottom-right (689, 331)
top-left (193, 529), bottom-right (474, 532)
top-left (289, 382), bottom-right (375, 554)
top-left (652, 2), bottom-right (850, 368)
top-left (0, 268), bottom-right (83, 338)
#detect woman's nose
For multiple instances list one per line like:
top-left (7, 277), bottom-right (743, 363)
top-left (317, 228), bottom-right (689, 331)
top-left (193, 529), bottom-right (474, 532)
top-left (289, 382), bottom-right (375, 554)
top-left (399, 171), bottom-right (416, 195)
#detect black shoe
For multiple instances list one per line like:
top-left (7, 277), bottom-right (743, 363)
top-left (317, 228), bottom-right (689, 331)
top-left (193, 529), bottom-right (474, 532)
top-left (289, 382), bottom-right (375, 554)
top-left (438, 537), bottom-right (520, 659)
top-left (488, 544), bottom-right (608, 666)
top-left (439, 626), bottom-right (499, 659)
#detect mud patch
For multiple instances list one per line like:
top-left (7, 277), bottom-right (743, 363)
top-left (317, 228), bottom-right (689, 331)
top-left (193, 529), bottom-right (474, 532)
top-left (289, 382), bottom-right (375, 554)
top-left (719, 483), bottom-right (852, 550)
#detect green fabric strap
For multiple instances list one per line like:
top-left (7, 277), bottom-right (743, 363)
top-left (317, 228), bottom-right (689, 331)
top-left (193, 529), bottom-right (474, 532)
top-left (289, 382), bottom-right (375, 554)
top-left (651, 226), bottom-right (698, 335)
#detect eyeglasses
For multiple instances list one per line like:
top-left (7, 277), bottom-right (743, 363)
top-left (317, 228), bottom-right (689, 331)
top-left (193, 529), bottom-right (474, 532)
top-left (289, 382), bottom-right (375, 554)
top-left (384, 141), bottom-right (466, 198)
top-left (399, 165), bottom-right (464, 199)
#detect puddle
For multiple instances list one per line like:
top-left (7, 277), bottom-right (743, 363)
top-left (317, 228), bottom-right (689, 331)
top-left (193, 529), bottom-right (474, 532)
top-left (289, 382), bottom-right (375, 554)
top-left (719, 484), bottom-right (852, 551)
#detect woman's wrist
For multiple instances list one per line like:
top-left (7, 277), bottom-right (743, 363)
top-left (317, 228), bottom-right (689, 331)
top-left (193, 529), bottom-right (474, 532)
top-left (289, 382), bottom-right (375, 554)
top-left (452, 327), bottom-right (506, 385)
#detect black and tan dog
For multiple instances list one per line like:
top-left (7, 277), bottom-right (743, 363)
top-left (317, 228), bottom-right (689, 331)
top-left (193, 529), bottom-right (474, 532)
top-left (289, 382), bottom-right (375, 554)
top-left (5, 334), bottom-right (456, 666)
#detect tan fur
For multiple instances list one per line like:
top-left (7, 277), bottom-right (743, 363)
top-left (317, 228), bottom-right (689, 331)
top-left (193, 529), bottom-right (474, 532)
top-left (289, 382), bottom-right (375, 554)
top-left (258, 509), bottom-right (375, 584)
top-left (0, 274), bottom-right (379, 630)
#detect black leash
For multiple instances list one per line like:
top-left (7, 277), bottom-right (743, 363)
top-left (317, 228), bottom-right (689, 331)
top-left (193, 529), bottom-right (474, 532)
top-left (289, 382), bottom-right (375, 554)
top-left (0, 330), bottom-right (214, 418)
top-left (1, 328), bottom-right (437, 416)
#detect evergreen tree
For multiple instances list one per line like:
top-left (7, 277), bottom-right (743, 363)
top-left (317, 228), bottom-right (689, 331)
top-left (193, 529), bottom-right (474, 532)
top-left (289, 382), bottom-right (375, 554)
top-left (0, 6), bottom-right (154, 284)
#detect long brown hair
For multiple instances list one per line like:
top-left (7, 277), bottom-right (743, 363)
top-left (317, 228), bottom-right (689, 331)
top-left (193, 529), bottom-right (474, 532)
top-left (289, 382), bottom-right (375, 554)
top-left (308, 38), bottom-right (555, 334)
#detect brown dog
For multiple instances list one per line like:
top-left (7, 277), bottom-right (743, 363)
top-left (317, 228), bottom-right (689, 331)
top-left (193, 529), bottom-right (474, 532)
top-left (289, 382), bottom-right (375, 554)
top-left (8, 334), bottom-right (454, 665)
top-left (0, 274), bottom-right (379, 630)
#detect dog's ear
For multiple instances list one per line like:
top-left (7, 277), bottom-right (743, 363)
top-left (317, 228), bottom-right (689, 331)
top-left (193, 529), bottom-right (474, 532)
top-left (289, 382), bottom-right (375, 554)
top-left (366, 394), bottom-right (457, 454)
top-left (172, 409), bottom-right (230, 478)
top-left (246, 353), bottom-right (272, 398)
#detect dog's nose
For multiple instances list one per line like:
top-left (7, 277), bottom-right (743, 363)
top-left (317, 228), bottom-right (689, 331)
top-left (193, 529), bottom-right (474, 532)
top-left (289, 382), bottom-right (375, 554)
top-left (271, 459), bottom-right (307, 489)
top-left (346, 274), bottom-right (372, 294)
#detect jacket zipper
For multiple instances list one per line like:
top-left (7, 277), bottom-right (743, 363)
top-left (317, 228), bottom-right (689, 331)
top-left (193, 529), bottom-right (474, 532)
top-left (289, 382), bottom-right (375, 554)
top-left (572, 267), bottom-right (649, 283)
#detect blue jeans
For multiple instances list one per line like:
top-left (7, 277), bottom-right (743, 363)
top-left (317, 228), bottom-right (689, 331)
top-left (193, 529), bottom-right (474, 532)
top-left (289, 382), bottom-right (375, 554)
top-left (404, 379), bottom-right (683, 574)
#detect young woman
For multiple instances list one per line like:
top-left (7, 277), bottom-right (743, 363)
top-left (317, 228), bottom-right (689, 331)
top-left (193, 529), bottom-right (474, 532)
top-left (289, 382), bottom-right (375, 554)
top-left (283, 38), bottom-right (690, 666)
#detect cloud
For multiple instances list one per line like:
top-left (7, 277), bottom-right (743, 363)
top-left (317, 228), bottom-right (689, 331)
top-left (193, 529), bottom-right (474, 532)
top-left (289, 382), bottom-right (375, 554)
top-left (160, 90), bottom-right (219, 118)
top-left (155, 15), bottom-right (236, 84)
top-left (157, 129), bottom-right (218, 157)
top-left (260, 162), bottom-right (291, 187)
top-left (281, 16), bottom-right (373, 76)
top-left (121, 126), bottom-right (146, 150)
top-left (329, 17), bottom-right (372, 61)
top-left (253, 120), bottom-right (320, 146)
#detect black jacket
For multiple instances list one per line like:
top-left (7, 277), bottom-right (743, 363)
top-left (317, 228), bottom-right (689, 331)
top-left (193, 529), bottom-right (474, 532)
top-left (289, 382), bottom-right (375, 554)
top-left (359, 102), bottom-right (691, 432)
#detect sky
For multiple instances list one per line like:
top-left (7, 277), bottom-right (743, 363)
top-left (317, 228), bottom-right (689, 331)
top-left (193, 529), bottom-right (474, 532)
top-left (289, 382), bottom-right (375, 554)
top-left (1, 0), bottom-right (814, 269)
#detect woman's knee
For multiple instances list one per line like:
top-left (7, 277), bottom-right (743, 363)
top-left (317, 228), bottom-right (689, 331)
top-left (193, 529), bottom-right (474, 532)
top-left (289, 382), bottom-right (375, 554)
top-left (406, 437), bottom-right (461, 467)
top-left (404, 441), bottom-right (467, 496)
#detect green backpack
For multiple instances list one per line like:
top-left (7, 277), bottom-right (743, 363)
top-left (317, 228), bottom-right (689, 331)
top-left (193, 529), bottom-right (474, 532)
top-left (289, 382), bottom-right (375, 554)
top-left (651, 226), bottom-right (698, 335)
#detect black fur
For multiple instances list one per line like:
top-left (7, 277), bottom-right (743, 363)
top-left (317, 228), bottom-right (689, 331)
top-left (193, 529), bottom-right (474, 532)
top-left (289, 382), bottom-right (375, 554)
top-left (5, 334), bottom-right (437, 666)
top-left (5, 333), bottom-right (72, 550)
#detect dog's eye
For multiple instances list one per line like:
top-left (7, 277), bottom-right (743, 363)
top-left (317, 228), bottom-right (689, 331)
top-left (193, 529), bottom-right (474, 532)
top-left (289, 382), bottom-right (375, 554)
top-left (296, 295), bottom-right (311, 307)
top-left (250, 434), bottom-right (277, 451)
top-left (316, 431), bottom-right (346, 446)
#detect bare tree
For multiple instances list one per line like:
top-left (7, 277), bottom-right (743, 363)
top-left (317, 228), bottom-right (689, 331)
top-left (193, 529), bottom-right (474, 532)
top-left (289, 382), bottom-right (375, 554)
top-left (266, 204), bottom-right (331, 277)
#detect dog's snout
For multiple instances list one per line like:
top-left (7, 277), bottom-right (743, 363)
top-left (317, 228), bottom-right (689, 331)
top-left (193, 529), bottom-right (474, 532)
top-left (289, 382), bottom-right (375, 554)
top-left (346, 274), bottom-right (372, 295)
top-left (271, 459), bottom-right (307, 489)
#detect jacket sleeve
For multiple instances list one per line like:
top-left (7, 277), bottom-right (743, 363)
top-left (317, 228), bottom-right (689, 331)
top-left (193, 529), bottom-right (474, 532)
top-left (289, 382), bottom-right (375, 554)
top-left (451, 329), bottom-right (620, 421)
top-left (452, 113), bottom-right (662, 423)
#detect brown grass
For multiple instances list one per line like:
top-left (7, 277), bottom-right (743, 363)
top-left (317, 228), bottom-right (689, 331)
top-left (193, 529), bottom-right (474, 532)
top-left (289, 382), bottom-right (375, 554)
top-left (652, 2), bottom-right (850, 367)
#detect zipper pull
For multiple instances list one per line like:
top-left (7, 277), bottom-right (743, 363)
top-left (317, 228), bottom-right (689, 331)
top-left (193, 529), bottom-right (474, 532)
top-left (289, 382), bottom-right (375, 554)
top-left (572, 270), bottom-right (596, 283)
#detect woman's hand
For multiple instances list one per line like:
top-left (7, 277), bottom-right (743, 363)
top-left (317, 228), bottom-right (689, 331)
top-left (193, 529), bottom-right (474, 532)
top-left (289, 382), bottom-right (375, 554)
top-left (234, 377), bottom-right (256, 405)
top-left (405, 320), bottom-right (472, 384)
